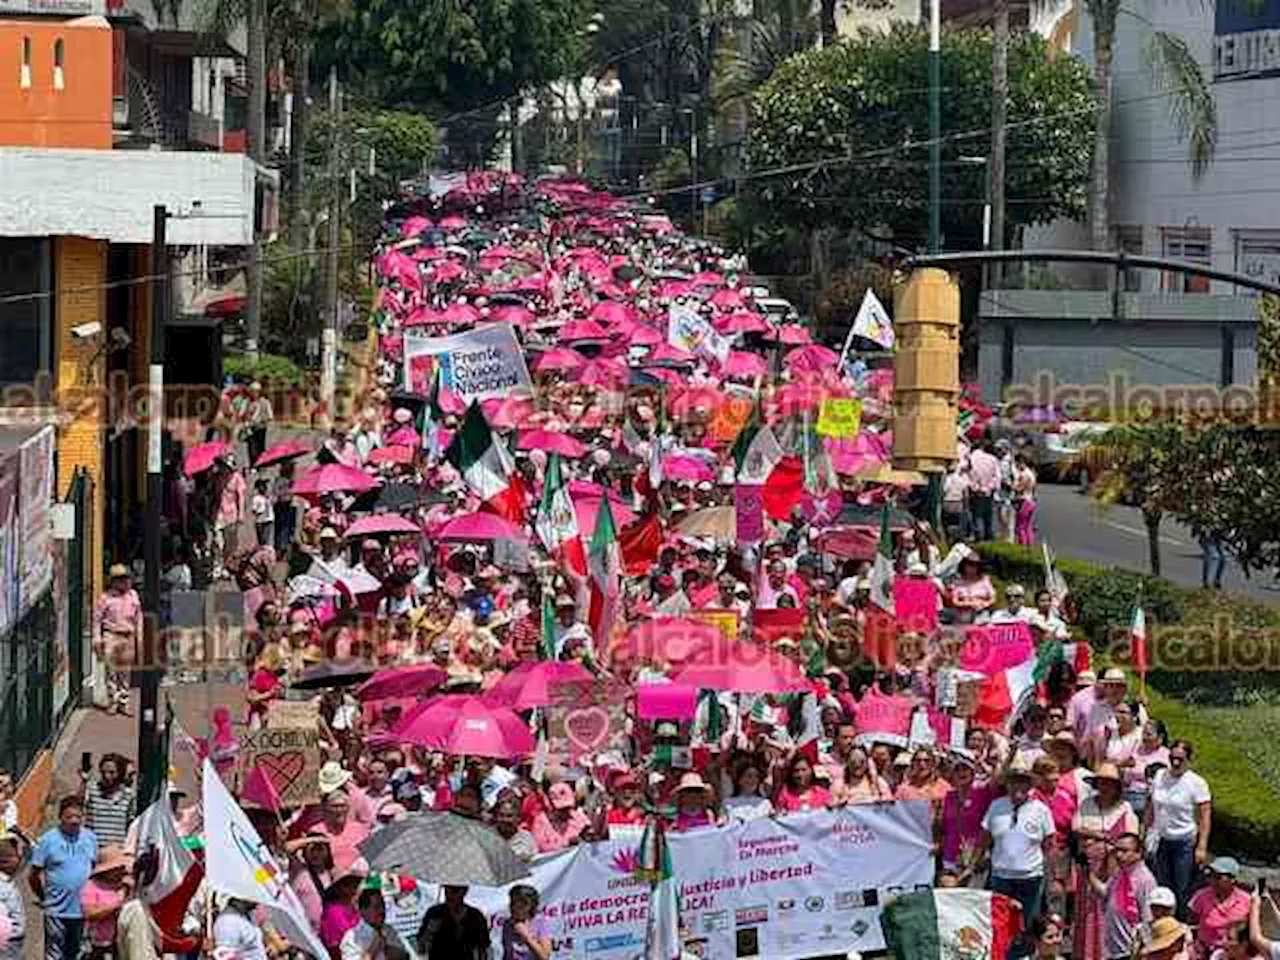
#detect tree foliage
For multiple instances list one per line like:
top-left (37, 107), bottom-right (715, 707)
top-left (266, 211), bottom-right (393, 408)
top-left (746, 24), bottom-right (1096, 248)
top-left (315, 0), bottom-right (594, 113)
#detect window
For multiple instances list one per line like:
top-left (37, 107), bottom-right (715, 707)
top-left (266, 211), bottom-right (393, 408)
top-left (1235, 231), bottom-right (1280, 294)
top-left (1114, 225), bottom-right (1143, 292)
top-left (53, 38), bottom-right (64, 90)
top-left (1162, 227), bottom-right (1211, 293)
top-left (20, 36), bottom-right (31, 89)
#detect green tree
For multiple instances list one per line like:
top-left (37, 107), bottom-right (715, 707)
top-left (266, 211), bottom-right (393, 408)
top-left (746, 25), bottom-right (1096, 249)
top-left (1090, 421), bottom-right (1187, 576)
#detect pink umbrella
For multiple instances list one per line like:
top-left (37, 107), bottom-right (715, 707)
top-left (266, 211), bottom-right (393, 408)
top-left (367, 445), bottom-right (415, 466)
top-left (629, 325), bottom-right (663, 347)
top-left (674, 642), bottom-right (809, 693)
top-left (645, 342), bottom-right (695, 365)
top-left (481, 396), bottom-right (536, 430)
top-left (534, 347), bottom-right (587, 373)
top-left (656, 280), bottom-right (693, 300)
top-left (691, 270), bottom-right (724, 287)
top-left (358, 663), bottom-right (448, 700)
top-left (567, 479), bottom-right (630, 508)
top-left (430, 260), bottom-right (467, 283)
top-left (401, 215), bottom-right (433, 238)
top-left (785, 344), bottom-right (841, 373)
top-left (722, 350), bottom-right (768, 379)
top-left (490, 305), bottom-right (536, 327)
top-left (345, 513), bottom-right (421, 537)
top-left (483, 661), bottom-right (594, 712)
top-left (577, 357), bottom-right (628, 387)
top-left (662, 454), bottom-right (716, 483)
top-left (438, 387), bottom-right (468, 416)
top-left (716, 311), bottom-right (770, 335)
top-left (517, 429), bottom-right (588, 459)
top-left (403, 306), bottom-right (452, 327)
top-left (575, 496), bottom-right (636, 534)
top-left (183, 440), bottom-right (229, 477)
top-left (438, 214), bottom-right (468, 230)
top-left (560, 318), bottom-right (610, 342)
top-left (254, 439), bottom-right (310, 468)
top-left (514, 273), bottom-right (549, 293)
top-left (292, 463), bottom-right (378, 495)
top-left (439, 302), bottom-right (481, 324)
top-left (772, 324), bottom-right (813, 346)
top-left (411, 246), bottom-right (446, 261)
top-left (437, 511), bottom-right (528, 543)
top-left (709, 288), bottom-right (747, 310)
top-left (396, 695), bottom-right (535, 758)
top-left (590, 301), bottom-right (635, 325)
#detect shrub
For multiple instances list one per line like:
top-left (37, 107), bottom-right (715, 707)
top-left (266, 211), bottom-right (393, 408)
top-left (224, 352), bottom-right (306, 388)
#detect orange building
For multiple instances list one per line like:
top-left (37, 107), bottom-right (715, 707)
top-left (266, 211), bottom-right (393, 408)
top-left (0, 16), bottom-right (112, 148)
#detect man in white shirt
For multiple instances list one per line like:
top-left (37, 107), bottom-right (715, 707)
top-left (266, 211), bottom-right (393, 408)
top-left (974, 758), bottom-right (1055, 927)
top-left (212, 899), bottom-right (267, 960)
top-left (340, 889), bottom-right (412, 960)
top-left (989, 584), bottom-right (1034, 624)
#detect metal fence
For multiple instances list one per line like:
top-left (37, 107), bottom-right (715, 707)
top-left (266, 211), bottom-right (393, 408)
top-left (0, 467), bottom-right (92, 781)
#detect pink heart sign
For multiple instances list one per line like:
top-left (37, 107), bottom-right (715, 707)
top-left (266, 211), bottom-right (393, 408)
top-left (564, 706), bottom-right (611, 759)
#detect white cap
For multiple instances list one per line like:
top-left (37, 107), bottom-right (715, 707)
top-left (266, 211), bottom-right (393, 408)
top-left (1149, 887), bottom-right (1176, 909)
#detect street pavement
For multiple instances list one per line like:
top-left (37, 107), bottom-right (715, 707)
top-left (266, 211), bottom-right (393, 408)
top-left (1035, 482), bottom-right (1280, 604)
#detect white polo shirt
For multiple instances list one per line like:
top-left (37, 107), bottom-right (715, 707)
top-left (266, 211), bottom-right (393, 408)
top-left (982, 795), bottom-right (1055, 879)
top-left (1150, 768), bottom-right (1211, 841)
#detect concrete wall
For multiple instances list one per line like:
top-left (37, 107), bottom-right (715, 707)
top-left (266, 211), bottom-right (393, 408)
top-left (0, 16), bottom-right (112, 149)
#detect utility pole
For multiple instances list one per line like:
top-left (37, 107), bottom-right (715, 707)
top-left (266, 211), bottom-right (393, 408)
top-left (990, 0), bottom-right (1009, 267)
top-left (928, 0), bottom-right (942, 254)
top-left (138, 204), bottom-right (168, 806)
top-left (319, 66), bottom-right (340, 430)
top-left (244, 0), bottom-right (266, 358)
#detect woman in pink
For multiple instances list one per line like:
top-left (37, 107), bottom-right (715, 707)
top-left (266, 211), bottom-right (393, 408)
top-left (1122, 719), bottom-right (1169, 817)
top-left (530, 783), bottom-right (591, 853)
top-left (895, 749), bottom-right (952, 805)
top-left (670, 774), bottom-right (718, 832)
top-left (833, 748), bottom-right (893, 805)
top-left (287, 834), bottom-right (334, 931)
top-left (939, 758), bottom-right (995, 875)
top-left (81, 850), bottom-right (131, 959)
top-left (775, 755), bottom-right (832, 813)
top-left (947, 557), bottom-right (995, 622)
top-left (318, 868), bottom-right (365, 954)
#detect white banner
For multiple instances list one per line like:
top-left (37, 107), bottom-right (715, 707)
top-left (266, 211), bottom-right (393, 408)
top-left (668, 304), bottom-right (730, 365)
top-left (18, 425), bottom-right (54, 615)
top-left (403, 322), bottom-right (534, 400)
top-left (419, 803), bottom-right (934, 960)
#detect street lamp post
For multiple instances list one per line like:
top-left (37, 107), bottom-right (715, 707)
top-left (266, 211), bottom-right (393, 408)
top-left (928, 0), bottom-right (942, 254)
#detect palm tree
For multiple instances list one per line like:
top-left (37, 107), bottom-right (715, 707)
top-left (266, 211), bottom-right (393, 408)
top-left (1086, 0), bottom-right (1216, 253)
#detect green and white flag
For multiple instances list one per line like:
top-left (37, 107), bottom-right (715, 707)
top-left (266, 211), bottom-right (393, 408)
top-left (869, 503), bottom-right (896, 614)
top-left (881, 889), bottom-right (1022, 960)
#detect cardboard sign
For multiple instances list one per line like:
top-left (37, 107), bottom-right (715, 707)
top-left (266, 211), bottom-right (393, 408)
top-left (688, 608), bottom-right (740, 645)
top-left (960, 621), bottom-right (1035, 675)
top-left (266, 698), bottom-right (321, 730)
top-left (894, 577), bottom-right (939, 634)
top-left (854, 692), bottom-right (914, 745)
top-left (545, 679), bottom-right (629, 764)
top-left (734, 484), bottom-right (764, 544)
top-left (709, 398), bottom-right (755, 444)
top-left (815, 398), bottom-right (864, 439)
top-left (240, 726), bottom-right (322, 808)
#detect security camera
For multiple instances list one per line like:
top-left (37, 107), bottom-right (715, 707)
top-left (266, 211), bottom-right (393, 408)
top-left (71, 321), bottom-right (102, 339)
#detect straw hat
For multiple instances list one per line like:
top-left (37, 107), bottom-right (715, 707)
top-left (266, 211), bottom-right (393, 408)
top-left (1101, 667), bottom-right (1128, 685)
top-left (317, 761), bottom-right (353, 795)
top-left (675, 772), bottom-right (712, 795)
top-left (1143, 917), bottom-right (1188, 954)
top-left (108, 563), bottom-right (129, 579)
top-left (1085, 763), bottom-right (1123, 787)
top-left (92, 846), bottom-right (134, 877)
top-left (1005, 755), bottom-right (1034, 780)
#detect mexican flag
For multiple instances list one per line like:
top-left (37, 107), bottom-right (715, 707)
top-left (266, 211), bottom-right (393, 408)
top-left (881, 889), bottom-right (1022, 960)
top-left (869, 503), bottom-right (896, 614)
top-left (133, 790), bottom-right (202, 951)
top-left (735, 421), bottom-right (782, 484)
top-left (445, 401), bottom-right (525, 523)
top-left (418, 366), bottom-right (446, 458)
top-left (535, 453), bottom-right (586, 575)
top-left (1131, 602), bottom-right (1148, 674)
top-left (587, 494), bottom-right (622, 654)
top-left (636, 817), bottom-right (681, 960)
top-left (973, 656), bottom-right (1038, 731)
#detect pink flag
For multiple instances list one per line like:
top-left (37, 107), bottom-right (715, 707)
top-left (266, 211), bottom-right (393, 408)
top-left (960, 622), bottom-right (1036, 676)
top-left (240, 762), bottom-right (283, 814)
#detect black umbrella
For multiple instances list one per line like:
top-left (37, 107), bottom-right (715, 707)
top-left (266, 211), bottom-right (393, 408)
top-left (292, 658), bottom-right (377, 690)
top-left (358, 812), bottom-right (530, 886)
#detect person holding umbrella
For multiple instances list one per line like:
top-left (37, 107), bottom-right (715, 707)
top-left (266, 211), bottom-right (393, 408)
top-left (416, 886), bottom-right (489, 960)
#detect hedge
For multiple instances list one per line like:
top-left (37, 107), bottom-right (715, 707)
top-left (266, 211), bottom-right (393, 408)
top-left (977, 542), bottom-right (1280, 856)
top-left (224, 352), bottom-right (307, 388)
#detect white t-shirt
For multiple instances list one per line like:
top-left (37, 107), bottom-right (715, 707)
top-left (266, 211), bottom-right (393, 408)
top-left (212, 909), bottom-right (268, 960)
top-left (722, 795), bottom-right (774, 824)
top-left (1150, 768), bottom-right (1211, 840)
top-left (982, 796), bottom-right (1055, 879)
top-left (251, 493), bottom-right (274, 524)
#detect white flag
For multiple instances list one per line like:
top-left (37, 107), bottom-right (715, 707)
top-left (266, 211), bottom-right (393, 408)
top-left (201, 760), bottom-right (329, 959)
top-left (840, 288), bottom-right (895, 359)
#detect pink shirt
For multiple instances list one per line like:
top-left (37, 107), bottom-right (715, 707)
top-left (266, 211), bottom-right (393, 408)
top-left (217, 471), bottom-right (247, 526)
top-left (941, 782), bottom-right (996, 865)
top-left (531, 809), bottom-right (591, 853)
top-left (967, 450), bottom-right (1001, 495)
top-left (311, 817), bottom-right (371, 873)
top-left (81, 879), bottom-right (126, 947)
top-left (775, 785), bottom-right (831, 814)
top-left (1189, 886), bottom-right (1250, 950)
top-left (94, 589), bottom-right (142, 640)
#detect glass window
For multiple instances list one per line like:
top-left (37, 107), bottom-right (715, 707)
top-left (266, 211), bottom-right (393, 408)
top-left (1162, 227), bottom-right (1211, 293)
top-left (20, 36), bottom-right (31, 89)
top-left (53, 38), bottom-right (64, 90)
top-left (1235, 231), bottom-right (1280, 294)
